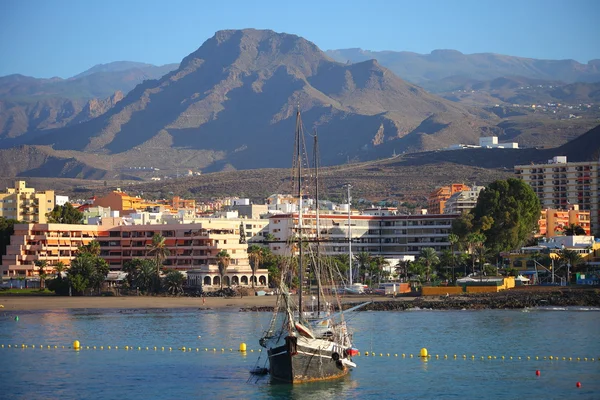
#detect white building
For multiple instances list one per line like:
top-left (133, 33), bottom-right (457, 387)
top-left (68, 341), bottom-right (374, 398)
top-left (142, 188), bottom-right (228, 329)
top-left (443, 186), bottom-right (485, 214)
top-left (268, 212), bottom-right (458, 257)
top-left (55, 195), bottom-right (70, 207)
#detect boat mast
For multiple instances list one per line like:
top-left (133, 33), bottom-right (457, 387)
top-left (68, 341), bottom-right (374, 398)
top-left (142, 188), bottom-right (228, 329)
top-left (296, 108), bottom-right (304, 317)
top-left (346, 184), bottom-right (353, 285)
top-left (313, 130), bottom-right (321, 317)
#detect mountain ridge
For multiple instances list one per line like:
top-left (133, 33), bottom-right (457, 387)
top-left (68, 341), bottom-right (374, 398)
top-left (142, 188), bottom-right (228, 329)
top-left (326, 48), bottom-right (600, 88)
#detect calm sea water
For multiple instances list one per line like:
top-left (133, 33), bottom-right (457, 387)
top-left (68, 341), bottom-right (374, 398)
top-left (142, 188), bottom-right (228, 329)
top-left (0, 306), bottom-right (599, 399)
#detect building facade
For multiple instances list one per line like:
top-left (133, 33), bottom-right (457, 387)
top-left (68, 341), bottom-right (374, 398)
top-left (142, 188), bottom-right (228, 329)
top-left (538, 207), bottom-right (591, 238)
top-left (443, 186), bottom-right (485, 214)
top-left (0, 181), bottom-right (55, 223)
top-left (427, 184), bottom-right (470, 214)
top-left (0, 221), bottom-right (268, 288)
top-left (268, 212), bottom-right (458, 258)
top-left (515, 156), bottom-right (599, 232)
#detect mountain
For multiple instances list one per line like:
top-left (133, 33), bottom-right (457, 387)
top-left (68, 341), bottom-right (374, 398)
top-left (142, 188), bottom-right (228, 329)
top-left (326, 49), bottom-right (600, 90)
top-left (436, 76), bottom-right (600, 105)
top-left (0, 62), bottom-right (178, 140)
top-left (0, 91), bottom-right (124, 141)
top-left (9, 29), bottom-right (500, 176)
top-left (0, 62), bottom-right (179, 100)
top-left (71, 61), bottom-right (172, 79)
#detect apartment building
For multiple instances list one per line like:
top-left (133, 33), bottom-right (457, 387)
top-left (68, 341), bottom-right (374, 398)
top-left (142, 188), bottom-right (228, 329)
top-left (427, 184), bottom-right (470, 214)
top-left (93, 190), bottom-right (157, 213)
top-left (268, 212), bottom-right (457, 258)
top-left (0, 181), bottom-right (55, 223)
top-left (443, 186), bottom-right (485, 214)
top-left (515, 156), bottom-right (599, 232)
top-left (0, 220), bottom-right (268, 288)
top-left (538, 207), bottom-right (591, 238)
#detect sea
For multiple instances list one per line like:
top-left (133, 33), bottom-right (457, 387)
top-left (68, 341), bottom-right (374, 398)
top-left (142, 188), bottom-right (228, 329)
top-left (0, 306), bottom-right (599, 400)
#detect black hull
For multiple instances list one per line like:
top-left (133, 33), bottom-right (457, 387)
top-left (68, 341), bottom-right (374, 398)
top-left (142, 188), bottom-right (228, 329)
top-left (267, 337), bottom-right (350, 383)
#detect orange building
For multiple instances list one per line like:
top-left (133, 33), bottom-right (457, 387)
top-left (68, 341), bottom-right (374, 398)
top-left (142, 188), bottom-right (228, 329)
top-left (171, 196), bottom-right (196, 210)
top-left (538, 207), bottom-right (591, 238)
top-left (93, 190), bottom-right (157, 212)
top-left (427, 183), bottom-right (470, 214)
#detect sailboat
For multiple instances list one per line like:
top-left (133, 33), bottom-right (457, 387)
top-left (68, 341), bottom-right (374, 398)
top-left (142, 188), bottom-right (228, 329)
top-left (257, 108), bottom-right (362, 384)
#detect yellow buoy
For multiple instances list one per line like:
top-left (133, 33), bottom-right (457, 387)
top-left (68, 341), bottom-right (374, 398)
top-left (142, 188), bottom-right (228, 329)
top-left (420, 348), bottom-right (428, 358)
top-left (73, 340), bottom-right (80, 350)
top-left (239, 343), bottom-right (247, 352)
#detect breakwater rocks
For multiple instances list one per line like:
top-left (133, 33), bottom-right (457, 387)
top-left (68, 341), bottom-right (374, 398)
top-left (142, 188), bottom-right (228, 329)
top-left (239, 288), bottom-right (600, 312)
top-left (349, 288), bottom-right (600, 311)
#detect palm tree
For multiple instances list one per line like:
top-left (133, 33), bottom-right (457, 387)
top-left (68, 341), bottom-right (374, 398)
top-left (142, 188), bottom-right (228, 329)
top-left (54, 261), bottom-right (66, 280)
top-left (558, 249), bottom-right (583, 283)
top-left (35, 260), bottom-right (48, 289)
top-left (79, 240), bottom-right (100, 256)
top-left (418, 247), bottom-right (439, 283)
top-left (371, 256), bottom-right (389, 286)
top-left (465, 232), bottom-right (486, 276)
top-left (448, 233), bottom-right (460, 283)
top-left (146, 234), bottom-right (170, 278)
top-left (164, 271), bottom-right (185, 295)
top-left (562, 224), bottom-right (586, 236)
top-left (354, 252), bottom-right (372, 284)
top-left (136, 261), bottom-right (157, 294)
top-left (216, 250), bottom-right (230, 290)
top-left (247, 245), bottom-right (263, 289)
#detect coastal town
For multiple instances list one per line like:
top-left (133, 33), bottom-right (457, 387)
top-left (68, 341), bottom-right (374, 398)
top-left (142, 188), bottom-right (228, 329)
top-left (1, 153), bottom-right (598, 297)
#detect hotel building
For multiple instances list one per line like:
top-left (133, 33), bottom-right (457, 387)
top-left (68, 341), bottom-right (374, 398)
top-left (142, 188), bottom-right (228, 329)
top-left (0, 181), bottom-right (55, 223)
top-left (427, 184), bottom-right (470, 214)
top-left (268, 211), bottom-right (457, 258)
top-left (1, 220), bottom-right (268, 288)
top-left (515, 156), bottom-right (599, 232)
top-left (538, 207), bottom-right (591, 238)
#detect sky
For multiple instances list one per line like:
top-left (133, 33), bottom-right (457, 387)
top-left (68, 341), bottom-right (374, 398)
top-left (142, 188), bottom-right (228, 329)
top-left (0, 0), bottom-right (598, 78)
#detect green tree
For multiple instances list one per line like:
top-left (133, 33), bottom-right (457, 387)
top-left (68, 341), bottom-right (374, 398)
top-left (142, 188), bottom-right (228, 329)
top-left (79, 240), bottom-right (101, 256)
top-left (355, 251), bottom-right (372, 284)
top-left (69, 274), bottom-right (88, 295)
top-left (54, 261), bottom-right (66, 279)
top-left (448, 233), bottom-right (460, 283)
top-left (67, 252), bottom-right (109, 295)
top-left (408, 260), bottom-right (426, 284)
top-left (247, 245), bottom-right (264, 289)
top-left (35, 260), bottom-right (48, 289)
top-left (466, 233), bottom-right (486, 276)
top-left (46, 203), bottom-right (84, 224)
top-left (123, 258), bottom-right (149, 289)
top-left (562, 224), bottom-right (586, 236)
top-left (146, 234), bottom-right (170, 286)
top-left (0, 217), bottom-right (19, 258)
top-left (136, 260), bottom-right (157, 293)
top-left (370, 255), bottom-right (389, 286)
top-left (470, 178), bottom-right (541, 254)
top-left (418, 247), bottom-right (440, 282)
top-left (216, 250), bottom-right (230, 290)
top-left (164, 270), bottom-right (185, 295)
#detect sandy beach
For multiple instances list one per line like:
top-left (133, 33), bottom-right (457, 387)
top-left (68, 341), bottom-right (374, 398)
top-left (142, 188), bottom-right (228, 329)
top-left (0, 295), bottom-right (278, 311)
top-left (0, 294), bottom-right (393, 312)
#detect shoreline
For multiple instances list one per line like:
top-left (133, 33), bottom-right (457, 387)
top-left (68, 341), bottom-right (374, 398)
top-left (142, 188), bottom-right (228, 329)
top-left (1, 288), bottom-right (598, 312)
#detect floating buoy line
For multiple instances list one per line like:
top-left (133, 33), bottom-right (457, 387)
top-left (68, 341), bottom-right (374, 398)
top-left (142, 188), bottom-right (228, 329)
top-left (0, 342), bottom-right (598, 364)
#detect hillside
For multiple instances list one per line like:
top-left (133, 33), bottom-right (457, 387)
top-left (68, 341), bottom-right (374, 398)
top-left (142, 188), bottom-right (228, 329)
top-left (326, 49), bottom-right (600, 88)
top-left (4, 29), bottom-right (499, 176)
top-left (0, 62), bottom-right (178, 140)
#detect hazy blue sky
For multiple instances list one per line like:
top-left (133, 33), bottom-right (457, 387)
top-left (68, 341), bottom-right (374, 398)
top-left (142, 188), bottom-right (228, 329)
top-left (1, 0), bottom-right (598, 78)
